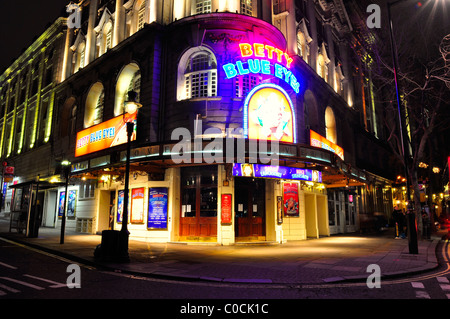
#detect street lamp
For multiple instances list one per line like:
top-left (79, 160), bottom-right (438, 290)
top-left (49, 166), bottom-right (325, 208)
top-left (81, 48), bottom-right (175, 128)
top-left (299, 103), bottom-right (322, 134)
top-left (60, 160), bottom-right (71, 244)
top-left (117, 91), bottom-right (141, 262)
top-left (387, 0), bottom-right (418, 253)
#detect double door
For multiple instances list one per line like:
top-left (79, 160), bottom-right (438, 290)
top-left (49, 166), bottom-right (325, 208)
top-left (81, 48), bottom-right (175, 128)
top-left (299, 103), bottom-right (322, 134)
top-left (234, 177), bottom-right (265, 239)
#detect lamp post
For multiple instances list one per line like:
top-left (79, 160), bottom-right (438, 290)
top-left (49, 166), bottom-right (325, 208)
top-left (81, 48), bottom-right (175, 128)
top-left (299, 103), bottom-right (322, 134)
top-left (60, 160), bottom-right (71, 244)
top-left (387, 0), bottom-right (418, 253)
top-left (117, 91), bottom-right (141, 262)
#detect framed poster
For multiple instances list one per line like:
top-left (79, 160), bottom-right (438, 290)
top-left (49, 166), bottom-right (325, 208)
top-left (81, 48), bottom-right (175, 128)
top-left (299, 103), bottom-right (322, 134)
top-left (147, 187), bottom-right (168, 230)
top-left (58, 191), bottom-right (65, 218)
top-left (67, 190), bottom-right (77, 219)
top-left (277, 196), bottom-right (283, 224)
top-left (131, 187), bottom-right (145, 224)
top-left (221, 194), bottom-right (232, 224)
top-left (283, 182), bottom-right (299, 217)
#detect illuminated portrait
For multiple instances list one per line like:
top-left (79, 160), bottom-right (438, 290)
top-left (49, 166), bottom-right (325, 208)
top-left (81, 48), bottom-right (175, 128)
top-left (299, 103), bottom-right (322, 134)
top-left (244, 84), bottom-right (296, 143)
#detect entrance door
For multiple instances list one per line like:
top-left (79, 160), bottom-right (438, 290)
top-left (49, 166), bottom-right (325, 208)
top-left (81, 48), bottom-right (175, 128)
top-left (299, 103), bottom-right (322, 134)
top-left (180, 166), bottom-right (218, 239)
top-left (234, 177), bottom-right (265, 239)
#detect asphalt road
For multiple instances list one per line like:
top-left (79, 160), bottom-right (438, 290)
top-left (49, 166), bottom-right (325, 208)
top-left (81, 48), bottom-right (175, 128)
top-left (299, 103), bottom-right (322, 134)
top-left (1, 236), bottom-right (450, 314)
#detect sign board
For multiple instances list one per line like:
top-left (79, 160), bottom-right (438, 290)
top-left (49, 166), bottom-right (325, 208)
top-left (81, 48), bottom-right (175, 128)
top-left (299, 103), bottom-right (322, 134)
top-left (75, 112), bottom-right (137, 157)
top-left (310, 130), bottom-right (344, 160)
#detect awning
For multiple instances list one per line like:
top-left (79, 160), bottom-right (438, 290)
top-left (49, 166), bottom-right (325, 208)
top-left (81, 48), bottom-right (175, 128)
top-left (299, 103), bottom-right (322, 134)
top-left (9, 180), bottom-right (66, 190)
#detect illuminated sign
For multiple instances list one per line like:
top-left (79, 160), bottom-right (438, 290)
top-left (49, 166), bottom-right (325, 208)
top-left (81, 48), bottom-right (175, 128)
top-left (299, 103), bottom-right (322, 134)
top-left (233, 163), bottom-right (322, 182)
top-left (75, 112), bottom-right (137, 157)
top-left (223, 42), bottom-right (300, 93)
top-left (245, 83), bottom-right (296, 143)
top-left (310, 130), bottom-right (344, 160)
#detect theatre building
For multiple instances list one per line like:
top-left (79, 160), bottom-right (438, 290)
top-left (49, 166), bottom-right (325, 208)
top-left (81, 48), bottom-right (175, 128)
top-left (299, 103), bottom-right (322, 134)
top-left (2, 0), bottom-right (397, 243)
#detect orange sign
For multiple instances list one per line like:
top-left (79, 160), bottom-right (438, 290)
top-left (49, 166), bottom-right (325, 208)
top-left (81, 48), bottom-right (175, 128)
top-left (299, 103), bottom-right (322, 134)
top-left (310, 130), bottom-right (344, 160)
top-left (75, 112), bottom-right (137, 157)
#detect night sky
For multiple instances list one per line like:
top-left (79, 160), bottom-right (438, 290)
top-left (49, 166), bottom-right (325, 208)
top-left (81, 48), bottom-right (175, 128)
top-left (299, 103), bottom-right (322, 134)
top-left (0, 0), bottom-right (68, 72)
top-left (0, 0), bottom-right (448, 72)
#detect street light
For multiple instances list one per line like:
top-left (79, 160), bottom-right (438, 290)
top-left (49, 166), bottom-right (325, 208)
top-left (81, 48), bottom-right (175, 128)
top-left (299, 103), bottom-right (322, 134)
top-left (387, 0), bottom-right (418, 253)
top-left (60, 160), bottom-right (71, 244)
top-left (117, 91), bottom-right (141, 262)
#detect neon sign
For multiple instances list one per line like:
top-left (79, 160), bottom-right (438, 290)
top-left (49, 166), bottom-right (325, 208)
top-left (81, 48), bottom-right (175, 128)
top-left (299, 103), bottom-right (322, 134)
top-left (310, 130), bottom-right (344, 160)
top-left (223, 42), bottom-right (300, 94)
top-left (233, 163), bottom-right (322, 183)
top-left (244, 83), bottom-right (296, 143)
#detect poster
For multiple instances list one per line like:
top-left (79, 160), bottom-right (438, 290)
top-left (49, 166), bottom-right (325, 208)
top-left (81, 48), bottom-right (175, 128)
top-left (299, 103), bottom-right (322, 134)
top-left (277, 196), bottom-right (283, 224)
top-left (147, 187), bottom-right (168, 230)
top-left (283, 182), bottom-right (299, 217)
top-left (67, 190), bottom-right (77, 219)
top-left (58, 191), bottom-right (65, 218)
top-left (131, 187), bottom-right (145, 224)
top-left (221, 194), bottom-right (232, 224)
top-left (117, 190), bottom-right (124, 223)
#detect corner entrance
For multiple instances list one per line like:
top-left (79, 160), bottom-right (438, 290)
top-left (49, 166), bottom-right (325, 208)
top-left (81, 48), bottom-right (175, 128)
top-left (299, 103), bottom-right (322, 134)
top-left (234, 177), bottom-right (265, 241)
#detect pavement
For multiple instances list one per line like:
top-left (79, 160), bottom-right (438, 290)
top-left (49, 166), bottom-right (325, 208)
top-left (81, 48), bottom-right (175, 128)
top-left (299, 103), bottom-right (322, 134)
top-left (0, 217), bottom-right (447, 285)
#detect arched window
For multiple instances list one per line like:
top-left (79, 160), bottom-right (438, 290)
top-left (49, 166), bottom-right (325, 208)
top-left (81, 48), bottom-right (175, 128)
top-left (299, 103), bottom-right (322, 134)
top-left (325, 106), bottom-right (337, 144)
top-left (114, 63), bottom-right (141, 116)
top-left (84, 82), bottom-right (104, 128)
top-left (177, 47), bottom-right (217, 100)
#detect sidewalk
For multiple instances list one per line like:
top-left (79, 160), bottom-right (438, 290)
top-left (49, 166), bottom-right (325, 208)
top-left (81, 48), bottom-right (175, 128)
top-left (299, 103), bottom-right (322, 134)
top-left (0, 218), bottom-right (446, 285)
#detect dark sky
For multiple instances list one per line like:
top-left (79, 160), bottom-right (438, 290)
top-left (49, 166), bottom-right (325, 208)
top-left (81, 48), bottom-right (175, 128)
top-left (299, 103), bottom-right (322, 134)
top-left (0, 0), bottom-right (68, 71)
top-left (0, 0), bottom-right (448, 72)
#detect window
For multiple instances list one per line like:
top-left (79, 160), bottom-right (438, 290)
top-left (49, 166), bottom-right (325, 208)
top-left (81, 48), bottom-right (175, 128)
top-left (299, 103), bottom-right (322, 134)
top-left (181, 49), bottom-right (217, 100)
top-left (26, 105), bottom-right (36, 149)
top-left (93, 90), bottom-right (104, 125)
top-left (240, 0), bottom-right (252, 15)
top-left (69, 105), bottom-right (77, 136)
top-left (273, 0), bottom-right (286, 15)
top-left (79, 180), bottom-right (96, 199)
top-left (137, 0), bottom-right (146, 30)
top-left (196, 0), bottom-right (211, 14)
top-left (317, 43), bottom-right (330, 81)
top-left (105, 23), bottom-right (113, 52)
top-left (325, 106), bottom-right (337, 144)
top-left (39, 99), bottom-right (49, 142)
top-left (14, 112), bottom-right (23, 153)
top-left (84, 82), bottom-right (104, 128)
top-left (235, 74), bottom-right (260, 98)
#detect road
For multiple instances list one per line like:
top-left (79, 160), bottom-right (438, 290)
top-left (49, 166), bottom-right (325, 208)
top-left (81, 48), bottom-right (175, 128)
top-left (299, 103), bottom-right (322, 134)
top-left (0, 236), bottom-right (449, 315)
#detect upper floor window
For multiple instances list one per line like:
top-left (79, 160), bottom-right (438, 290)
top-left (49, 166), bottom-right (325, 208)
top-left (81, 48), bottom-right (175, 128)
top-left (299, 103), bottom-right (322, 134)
top-left (178, 47), bottom-right (217, 100)
top-left (325, 106), bottom-right (337, 144)
top-left (273, 0), bottom-right (286, 15)
top-left (137, 0), bottom-right (147, 30)
top-left (240, 0), bottom-right (253, 16)
top-left (84, 82), bottom-right (104, 128)
top-left (317, 43), bottom-right (330, 81)
top-left (196, 0), bottom-right (211, 14)
top-left (235, 74), bottom-right (260, 98)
